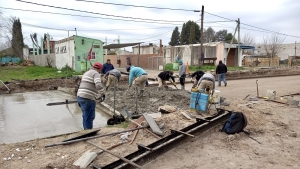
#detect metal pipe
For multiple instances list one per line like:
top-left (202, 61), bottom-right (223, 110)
top-left (101, 109), bottom-right (230, 169)
top-left (0, 80), bottom-right (10, 93)
top-left (45, 126), bottom-right (148, 148)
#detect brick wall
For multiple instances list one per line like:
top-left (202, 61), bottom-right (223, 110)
top-left (104, 54), bottom-right (160, 69)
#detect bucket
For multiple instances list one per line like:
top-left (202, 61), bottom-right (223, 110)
top-left (190, 92), bottom-right (209, 113)
top-left (173, 62), bottom-right (179, 70)
top-left (266, 90), bottom-right (276, 100)
top-left (211, 90), bottom-right (221, 108)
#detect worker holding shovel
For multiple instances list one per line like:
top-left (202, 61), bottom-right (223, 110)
top-left (178, 59), bottom-right (186, 90)
top-left (157, 71), bottom-right (176, 90)
top-left (127, 65), bottom-right (148, 97)
top-left (103, 69), bottom-right (121, 91)
top-left (77, 62), bottom-right (105, 130)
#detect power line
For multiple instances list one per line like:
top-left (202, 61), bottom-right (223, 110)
top-left (16, 0), bottom-right (186, 23)
top-left (241, 23), bottom-right (300, 38)
top-left (76, 0), bottom-right (236, 22)
top-left (0, 6), bottom-right (182, 25)
top-left (76, 0), bottom-right (197, 12)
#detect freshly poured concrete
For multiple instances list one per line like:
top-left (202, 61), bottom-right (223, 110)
top-left (0, 91), bottom-right (110, 144)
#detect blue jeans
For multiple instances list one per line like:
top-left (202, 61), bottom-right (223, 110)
top-left (77, 96), bottom-right (96, 130)
top-left (218, 73), bottom-right (227, 86)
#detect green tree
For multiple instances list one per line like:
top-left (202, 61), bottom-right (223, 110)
top-left (180, 21), bottom-right (200, 45)
top-left (189, 23), bottom-right (196, 44)
top-left (11, 18), bottom-right (24, 58)
top-left (214, 29), bottom-right (227, 42)
top-left (180, 23), bottom-right (186, 45)
top-left (169, 26), bottom-right (180, 46)
top-left (225, 33), bottom-right (237, 43)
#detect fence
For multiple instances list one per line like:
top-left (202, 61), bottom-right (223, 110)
top-left (148, 56), bottom-right (163, 70)
top-left (28, 54), bottom-right (56, 67)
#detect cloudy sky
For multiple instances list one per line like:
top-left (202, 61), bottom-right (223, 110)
top-left (1, 0), bottom-right (299, 50)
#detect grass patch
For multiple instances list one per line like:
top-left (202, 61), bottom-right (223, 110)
top-left (0, 65), bottom-right (81, 82)
top-left (106, 121), bottom-right (129, 129)
top-left (164, 63), bottom-right (244, 72)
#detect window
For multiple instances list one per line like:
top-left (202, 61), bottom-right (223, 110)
top-left (91, 52), bottom-right (96, 60)
top-left (60, 46), bottom-right (67, 53)
top-left (77, 56), bottom-right (80, 61)
top-left (56, 47), bottom-right (59, 54)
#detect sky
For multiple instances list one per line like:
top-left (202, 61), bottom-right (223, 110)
top-left (1, 0), bottom-right (300, 51)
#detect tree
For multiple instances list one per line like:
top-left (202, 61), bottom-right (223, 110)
top-left (169, 26), bottom-right (180, 46)
top-left (214, 29), bottom-right (227, 42)
top-left (189, 23), bottom-right (196, 44)
top-left (262, 33), bottom-right (286, 66)
top-left (11, 18), bottom-right (24, 58)
top-left (180, 21), bottom-right (200, 45)
top-left (180, 23), bottom-right (186, 45)
top-left (225, 33), bottom-right (237, 43)
top-left (203, 27), bottom-right (215, 43)
top-left (242, 33), bottom-right (256, 55)
top-left (242, 33), bottom-right (256, 46)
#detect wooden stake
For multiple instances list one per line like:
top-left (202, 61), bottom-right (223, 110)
top-left (87, 141), bottom-right (143, 169)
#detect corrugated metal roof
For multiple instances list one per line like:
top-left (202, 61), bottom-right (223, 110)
top-left (103, 42), bottom-right (143, 49)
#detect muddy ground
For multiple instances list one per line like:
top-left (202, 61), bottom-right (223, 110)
top-left (104, 85), bottom-right (191, 114)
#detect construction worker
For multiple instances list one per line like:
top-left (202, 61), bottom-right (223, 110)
top-left (178, 59), bottom-right (186, 90)
top-left (191, 70), bottom-right (205, 88)
top-left (77, 62), bottom-right (105, 130)
top-left (157, 71), bottom-right (175, 90)
top-left (103, 69), bottom-right (121, 91)
top-left (101, 59), bottom-right (114, 74)
top-left (197, 71), bottom-right (215, 94)
top-left (127, 65), bottom-right (148, 96)
top-left (216, 60), bottom-right (228, 87)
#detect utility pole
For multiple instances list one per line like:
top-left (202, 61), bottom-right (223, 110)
top-left (138, 44), bottom-right (140, 67)
top-left (75, 28), bottom-right (77, 36)
top-left (237, 18), bottom-right (241, 66)
top-left (117, 35), bottom-right (120, 67)
top-left (41, 36), bottom-right (44, 55)
top-left (200, 5), bottom-right (204, 66)
top-left (295, 41), bottom-right (297, 56)
top-left (47, 34), bottom-right (50, 54)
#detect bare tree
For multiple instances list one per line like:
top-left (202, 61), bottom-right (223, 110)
top-left (262, 33), bottom-right (285, 58)
top-left (262, 33), bottom-right (286, 66)
top-left (242, 33), bottom-right (256, 55)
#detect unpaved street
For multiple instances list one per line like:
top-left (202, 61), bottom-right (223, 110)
top-left (145, 75), bottom-right (300, 169)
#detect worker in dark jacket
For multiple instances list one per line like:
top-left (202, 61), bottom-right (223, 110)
top-left (157, 71), bottom-right (175, 90)
top-left (216, 60), bottom-right (228, 87)
top-left (101, 59), bottom-right (114, 74)
top-left (191, 70), bottom-right (205, 88)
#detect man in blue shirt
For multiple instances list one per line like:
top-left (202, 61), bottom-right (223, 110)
top-left (127, 66), bottom-right (148, 96)
top-left (101, 59), bottom-right (114, 74)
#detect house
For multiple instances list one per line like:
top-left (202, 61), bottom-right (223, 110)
top-left (163, 42), bottom-right (255, 67)
top-left (132, 43), bottom-right (160, 55)
top-left (54, 35), bottom-right (103, 72)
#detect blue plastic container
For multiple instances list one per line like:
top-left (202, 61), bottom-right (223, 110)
top-left (190, 92), bottom-right (209, 112)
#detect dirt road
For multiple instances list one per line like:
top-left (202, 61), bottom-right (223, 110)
top-left (144, 75), bottom-right (300, 169)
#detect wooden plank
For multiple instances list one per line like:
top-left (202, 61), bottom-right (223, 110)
top-left (143, 113), bottom-right (164, 136)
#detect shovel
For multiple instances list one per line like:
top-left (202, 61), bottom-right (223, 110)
top-left (73, 141), bottom-right (126, 168)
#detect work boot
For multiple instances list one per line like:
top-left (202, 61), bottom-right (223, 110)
top-left (164, 86), bottom-right (169, 91)
top-left (139, 90), bottom-right (144, 97)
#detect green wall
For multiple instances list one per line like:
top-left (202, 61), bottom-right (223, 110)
top-left (74, 35), bottom-right (103, 72)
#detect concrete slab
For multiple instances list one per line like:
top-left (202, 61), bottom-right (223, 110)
top-left (73, 149), bottom-right (97, 168)
top-left (143, 113), bottom-right (163, 136)
top-left (0, 91), bottom-right (110, 144)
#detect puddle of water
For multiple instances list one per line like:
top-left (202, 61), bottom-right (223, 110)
top-left (0, 91), bottom-right (110, 144)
